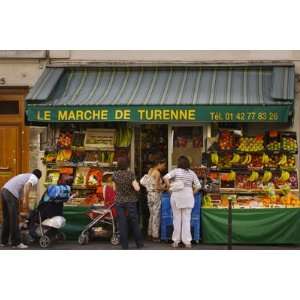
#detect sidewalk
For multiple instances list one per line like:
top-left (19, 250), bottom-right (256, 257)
top-left (1, 240), bottom-right (300, 250)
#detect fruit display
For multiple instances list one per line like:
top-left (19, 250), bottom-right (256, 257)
top-left (210, 152), bottom-right (219, 165)
top-left (218, 130), bottom-right (234, 150)
top-left (56, 149), bottom-right (72, 162)
top-left (86, 169), bottom-right (103, 187)
top-left (282, 136), bottom-right (298, 153)
top-left (264, 154), bottom-right (281, 168)
top-left (248, 171), bottom-right (259, 182)
top-left (248, 154), bottom-right (263, 169)
top-left (205, 129), bottom-right (299, 209)
top-left (220, 172), bottom-right (235, 188)
top-left (45, 171), bottom-right (60, 185)
top-left (115, 126), bottom-right (133, 148)
top-left (289, 172), bottom-right (299, 189)
top-left (262, 170), bottom-right (272, 183)
top-left (266, 141), bottom-right (281, 151)
top-left (203, 195), bottom-right (213, 207)
top-left (85, 151), bottom-right (99, 162)
top-left (44, 151), bottom-right (57, 163)
top-left (240, 154), bottom-right (252, 165)
top-left (57, 131), bottom-right (72, 149)
top-left (230, 153), bottom-right (241, 164)
top-left (238, 136), bottom-right (264, 152)
top-left (43, 128), bottom-right (119, 206)
top-left (73, 167), bottom-right (91, 186)
top-left (99, 151), bottom-right (115, 164)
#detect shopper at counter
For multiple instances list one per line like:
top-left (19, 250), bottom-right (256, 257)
top-left (163, 156), bottom-right (201, 248)
top-left (145, 159), bottom-right (167, 242)
top-left (113, 157), bottom-right (144, 250)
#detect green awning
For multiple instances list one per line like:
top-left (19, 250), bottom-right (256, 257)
top-left (26, 66), bottom-right (295, 123)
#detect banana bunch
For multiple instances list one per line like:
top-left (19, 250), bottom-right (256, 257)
top-left (203, 195), bottom-right (213, 207)
top-left (278, 154), bottom-right (287, 166)
top-left (262, 171), bottom-right (272, 183)
top-left (249, 171), bottom-right (259, 182)
top-left (211, 152), bottom-right (219, 165)
top-left (230, 153), bottom-right (240, 164)
top-left (279, 170), bottom-right (290, 181)
top-left (227, 171), bottom-right (236, 181)
top-left (241, 154), bottom-right (252, 165)
top-left (262, 153), bottom-right (270, 165)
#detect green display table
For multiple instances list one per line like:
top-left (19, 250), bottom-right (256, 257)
top-left (202, 208), bottom-right (300, 245)
top-left (62, 206), bottom-right (90, 240)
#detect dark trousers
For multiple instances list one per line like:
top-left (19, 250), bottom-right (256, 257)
top-left (1, 189), bottom-right (21, 246)
top-left (116, 201), bottom-right (143, 250)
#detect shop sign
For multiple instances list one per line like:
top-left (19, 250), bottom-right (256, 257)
top-left (26, 105), bottom-right (292, 123)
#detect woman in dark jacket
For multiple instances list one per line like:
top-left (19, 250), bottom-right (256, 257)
top-left (112, 157), bottom-right (144, 250)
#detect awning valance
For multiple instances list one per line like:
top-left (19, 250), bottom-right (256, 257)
top-left (26, 66), bottom-right (295, 123)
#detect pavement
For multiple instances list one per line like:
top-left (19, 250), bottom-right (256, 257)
top-left (1, 239), bottom-right (300, 250)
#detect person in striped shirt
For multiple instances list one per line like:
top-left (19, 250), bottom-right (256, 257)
top-left (163, 156), bottom-right (201, 248)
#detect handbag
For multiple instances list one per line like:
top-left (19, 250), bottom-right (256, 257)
top-left (140, 174), bottom-right (153, 191)
top-left (169, 181), bottom-right (184, 192)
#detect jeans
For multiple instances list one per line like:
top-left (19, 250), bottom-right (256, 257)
top-left (116, 201), bottom-right (143, 250)
top-left (1, 189), bottom-right (21, 246)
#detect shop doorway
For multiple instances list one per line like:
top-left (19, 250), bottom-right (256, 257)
top-left (0, 125), bottom-right (20, 187)
top-left (0, 89), bottom-right (29, 221)
top-left (134, 124), bottom-right (168, 179)
top-left (134, 124), bottom-right (168, 234)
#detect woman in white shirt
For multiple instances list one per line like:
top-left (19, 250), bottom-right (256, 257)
top-left (163, 156), bottom-right (201, 248)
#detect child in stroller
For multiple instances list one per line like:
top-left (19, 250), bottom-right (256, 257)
top-left (78, 172), bottom-right (119, 245)
top-left (26, 184), bottom-right (76, 248)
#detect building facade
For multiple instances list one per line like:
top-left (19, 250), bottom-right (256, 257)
top-left (1, 50), bottom-right (300, 201)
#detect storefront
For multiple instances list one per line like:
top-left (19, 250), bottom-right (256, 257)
top-left (25, 65), bottom-right (299, 244)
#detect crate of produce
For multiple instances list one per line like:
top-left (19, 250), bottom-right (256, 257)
top-left (220, 172), bottom-right (236, 188)
top-left (237, 135), bottom-right (264, 152)
top-left (235, 171), bottom-right (262, 190)
top-left (265, 130), bottom-right (281, 152)
top-left (206, 171), bottom-right (220, 192)
top-left (45, 170), bottom-right (60, 185)
top-left (272, 170), bottom-right (298, 189)
top-left (57, 131), bottom-right (73, 149)
top-left (281, 132), bottom-right (298, 154)
top-left (73, 167), bottom-right (90, 186)
top-left (218, 130), bottom-right (235, 151)
top-left (56, 149), bottom-right (72, 162)
top-left (84, 150), bottom-right (99, 163)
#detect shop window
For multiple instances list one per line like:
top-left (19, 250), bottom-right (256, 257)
top-left (0, 101), bottom-right (19, 114)
top-left (172, 126), bottom-right (203, 168)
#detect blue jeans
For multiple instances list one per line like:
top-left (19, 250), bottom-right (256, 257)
top-left (116, 202), bottom-right (143, 249)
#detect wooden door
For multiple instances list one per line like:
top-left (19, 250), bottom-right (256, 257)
top-left (0, 125), bottom-right (20, 188)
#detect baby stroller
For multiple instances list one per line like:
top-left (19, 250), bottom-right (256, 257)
top-left (78, 175), bottom-right (119, 246)
top-left (25, 185), bottom-right (73, 248)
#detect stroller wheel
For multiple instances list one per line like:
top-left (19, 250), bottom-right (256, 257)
top-left (110, 234), bottom-right (120, 246)
top-left (78, 233), bottom-right (89, 245)
top-left (39, 235), bottom-right (51, 248)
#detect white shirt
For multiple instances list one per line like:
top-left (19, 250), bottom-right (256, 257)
top-left (3, 173), bottom-right (38, 199)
